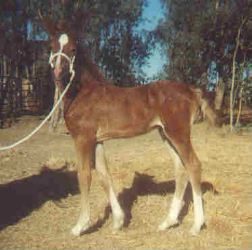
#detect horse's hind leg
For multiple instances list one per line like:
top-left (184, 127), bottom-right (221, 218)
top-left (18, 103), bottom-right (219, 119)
top-left (71, 136), bottom-right (94, 236)
top-left (95, 143), bottom-right (124, 230)
top-left (161, 126), bottom-right (204, 235)
top-left (158, 141), bottom-right (188, 231)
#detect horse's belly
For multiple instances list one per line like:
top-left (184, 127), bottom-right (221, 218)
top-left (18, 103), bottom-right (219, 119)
top-left (95, 116), bottom-right (162, 141)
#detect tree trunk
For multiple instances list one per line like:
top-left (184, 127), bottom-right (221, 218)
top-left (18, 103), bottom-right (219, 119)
top-left (230, 17), bottom-right (247, 131)
top-left (235, 85), bottom-right (244, 127)
top-left (235, 52), bottom-right (247, 127)
top-left (3, 55), bottom-right (7, 79)
top-left (214, 77), bottom-right (225, 112)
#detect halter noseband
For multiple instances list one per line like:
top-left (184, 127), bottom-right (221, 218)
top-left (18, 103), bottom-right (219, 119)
top-left (49, 51), bottom-right (75, 74)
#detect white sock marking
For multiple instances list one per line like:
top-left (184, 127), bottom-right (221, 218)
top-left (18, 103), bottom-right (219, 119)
top-left (95, 144), bottom-right (124, 228)
top-left (109, 187), bottom-right (122, 217)
top-left (169, 196), bottom-right (183, 221)
top-left (193, 191), bottom-right (204, 228)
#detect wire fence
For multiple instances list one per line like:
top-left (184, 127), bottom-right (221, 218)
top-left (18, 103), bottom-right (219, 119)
top-left (0, 75), bottom-right (54, 128)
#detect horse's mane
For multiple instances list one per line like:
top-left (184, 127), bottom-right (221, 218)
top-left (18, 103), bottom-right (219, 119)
top-left (74, 43), bottom-right (106, 85)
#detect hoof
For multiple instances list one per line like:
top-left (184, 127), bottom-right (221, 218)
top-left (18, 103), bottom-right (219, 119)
top-left (158, 218), bottom-right (179, 231)
top-left (112, 213), bottom-right (124, 230)
top-left (189, 223), bottom-right (205, 236)
top-left (190, 226), bottom-right (200, 236)
top-left (71, 221), bottom-right (90, 236)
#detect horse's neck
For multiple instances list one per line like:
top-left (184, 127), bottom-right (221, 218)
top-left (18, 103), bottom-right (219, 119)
top-left (77, 47), bottom-right (106, 86)
top-left (80, 67), bottom-right (105, 86)
top-left (62, 49), bottom-right (106, 114)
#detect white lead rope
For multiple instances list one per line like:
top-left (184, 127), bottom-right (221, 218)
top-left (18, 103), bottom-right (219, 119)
top-left (0, 51), bottom-right (75, 151)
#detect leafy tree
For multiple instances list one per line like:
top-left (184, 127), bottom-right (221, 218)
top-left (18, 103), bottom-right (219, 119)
top-left (0, 0), bottom-right (154, 127)
top-left (157, 0), bottom-right (252, 128)
top-left (0, 0), bottom-right (152, 84)
top-left (32, 0), bottom-right (151, 85)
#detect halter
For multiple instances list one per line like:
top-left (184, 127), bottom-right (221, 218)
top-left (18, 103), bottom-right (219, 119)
top-left (49, 52), bottom-right (76, 81)
top-left (49, 34), bottom-right (76, 81)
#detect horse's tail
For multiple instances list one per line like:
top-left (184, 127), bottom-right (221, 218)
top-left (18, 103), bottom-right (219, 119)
top-left (194, 88), bottom-right (221, 127)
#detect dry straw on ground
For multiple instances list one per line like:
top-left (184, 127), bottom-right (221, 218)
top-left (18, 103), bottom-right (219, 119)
top-left (0, 116), bottom-right (251, 249)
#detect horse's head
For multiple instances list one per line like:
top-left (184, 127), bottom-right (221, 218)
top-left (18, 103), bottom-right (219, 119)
top-left (40, 11), bottom-right (100, 90)
top-left (42, 19), bottom-right (78, 85)
top-left (50, 32), bottom-right (76, 83)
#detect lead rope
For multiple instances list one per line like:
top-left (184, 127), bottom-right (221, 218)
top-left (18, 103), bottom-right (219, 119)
top-left (0, 52), bottom-right (75, 151)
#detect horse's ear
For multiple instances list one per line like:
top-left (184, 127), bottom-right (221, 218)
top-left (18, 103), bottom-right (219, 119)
top-left (38, 10), bottom-right (57, 36)
top-left (72, 9), bottom-right (93, 34)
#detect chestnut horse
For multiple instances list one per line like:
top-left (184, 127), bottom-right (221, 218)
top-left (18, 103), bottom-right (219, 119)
top-left (42, 18), bottom-right (218, 236)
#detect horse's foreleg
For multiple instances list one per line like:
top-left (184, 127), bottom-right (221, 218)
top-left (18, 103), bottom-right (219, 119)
top-left (158, 141), bottom-right (188, 231)
top-left (95, 143), bottom-right (124, 230)
top-left (71, 137), bottom-right (94, 236)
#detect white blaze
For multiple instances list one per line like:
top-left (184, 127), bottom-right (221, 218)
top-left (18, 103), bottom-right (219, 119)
top-left (55, 33), bottom-right (69, 67)
top-left (59, 33), bottom-right (69, 48)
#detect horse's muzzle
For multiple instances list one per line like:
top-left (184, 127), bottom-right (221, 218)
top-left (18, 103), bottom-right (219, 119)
top-left (54, 67), bottom-right (62, 79)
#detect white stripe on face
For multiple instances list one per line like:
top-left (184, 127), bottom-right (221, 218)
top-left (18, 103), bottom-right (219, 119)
top-left (55, 33), bottom-right (69, 68)
top-left (59, 33), bottom-right (69, 47)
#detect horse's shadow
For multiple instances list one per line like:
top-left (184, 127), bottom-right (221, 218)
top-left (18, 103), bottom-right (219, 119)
top-left (0, 167), bottom-right (218, 232)
top-left (0, 166), bottom-right (79, 231)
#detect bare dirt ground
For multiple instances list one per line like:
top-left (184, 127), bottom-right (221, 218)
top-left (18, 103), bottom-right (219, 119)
top-left (0, 116), bottom-right (251, 249)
